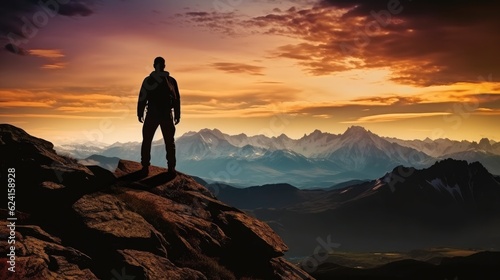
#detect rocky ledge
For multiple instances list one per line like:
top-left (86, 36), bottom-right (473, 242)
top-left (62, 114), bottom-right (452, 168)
top-left (0, 124), bottom-right (313, 280)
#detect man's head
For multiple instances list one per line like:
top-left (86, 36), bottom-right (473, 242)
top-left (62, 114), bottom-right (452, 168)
top-left (153, 56), bottom-right (165, 71)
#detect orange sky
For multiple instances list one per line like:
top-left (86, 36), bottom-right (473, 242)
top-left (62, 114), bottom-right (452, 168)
top-left (1, 0), bottom-right (499, 144)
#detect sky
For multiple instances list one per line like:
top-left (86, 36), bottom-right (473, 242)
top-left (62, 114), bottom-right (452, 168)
top-left (1, 0), bottom-right (499, 144)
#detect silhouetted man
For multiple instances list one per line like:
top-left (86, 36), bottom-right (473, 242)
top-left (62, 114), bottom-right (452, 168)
top-left (137, 56), bottom-right (180, 175)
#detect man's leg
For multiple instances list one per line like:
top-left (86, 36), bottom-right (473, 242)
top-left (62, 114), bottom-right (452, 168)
top-left (159, 116), bottom-right (176, 172)
top-left (141, 115), bottom-right (159, 168)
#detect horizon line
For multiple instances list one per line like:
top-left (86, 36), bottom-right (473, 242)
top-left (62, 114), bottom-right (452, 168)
top-left (48, 125), bottom-right (498, 146)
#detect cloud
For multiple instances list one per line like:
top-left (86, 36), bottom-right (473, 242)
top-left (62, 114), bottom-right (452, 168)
top-left (341, 112), bottom-right (452, 124)
top-left (0, 113), bottom-right (122, 120)
top-left (12, 48), bottom-right (68, 69)
top-left (475, 108), bottom-right (500, 115)
top-left (285, 91), bottom-right (500, 124)
top-left (238, 0), bottom-right (500, 86)
top-left (211, 62), bottom-right (265, 76)
top-left (352, 96), bottom-right (424, 106)
top-left (26, 48), bottom-right (67, 69)
top-left (0, 0), bottom-right (97, 54)
top-left (41, 62), bottom-right (67, 70)
top-left (55, 107), bottom-right (130, 113)
top-left (0, 89), bottom-right (136, 115)
top-left (57, 1), bottom-right (94, 17)
top-left (186, 12), bottom-right (210, 17)
top-left (29, 49), bottom-right (64, 58)
top-left (4, 43), bottom-right (29, 55)
top-left (181, 10), bottom-right (241, 35)
top-left (0, 101), bottom-right (55, 108)
top-left (178, 83), bottom-right (303, 118)
top-left (0, 89), bottom-right (56, 108)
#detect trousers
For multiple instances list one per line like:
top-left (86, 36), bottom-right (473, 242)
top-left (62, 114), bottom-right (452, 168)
top-left (140, 113), bottom-right (176, 169)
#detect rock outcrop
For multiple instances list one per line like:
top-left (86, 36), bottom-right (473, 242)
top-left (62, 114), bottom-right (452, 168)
top-left (0, 124), bottom-right (313, 279)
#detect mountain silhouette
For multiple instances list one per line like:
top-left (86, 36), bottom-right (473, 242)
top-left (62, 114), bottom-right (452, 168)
top-left (214, 158), bottom-right (500, 256)
top-left (310, 250), bottom-right (500, 280)
top-left (206, 183), bottom-right (327, 210)
top-left (0, 124), bottom-right (313, 280)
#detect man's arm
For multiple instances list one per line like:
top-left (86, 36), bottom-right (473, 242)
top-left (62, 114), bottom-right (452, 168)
top-left (172, 77), bottom-right (181, 124)
top-left (137, 77), bottom-right (149, 122)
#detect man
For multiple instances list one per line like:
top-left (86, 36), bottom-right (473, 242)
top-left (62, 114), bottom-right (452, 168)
top-left (137, 56), bottom-right (180, 175)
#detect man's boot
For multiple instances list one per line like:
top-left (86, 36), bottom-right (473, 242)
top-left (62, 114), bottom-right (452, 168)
top-left (140, 164), bottom-right (149, 176)
top-left (167, 165), bottom-right (176, 176)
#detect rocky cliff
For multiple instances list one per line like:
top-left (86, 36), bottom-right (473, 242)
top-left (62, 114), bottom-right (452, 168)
top-left (0, 124), bottom-right (313, 280)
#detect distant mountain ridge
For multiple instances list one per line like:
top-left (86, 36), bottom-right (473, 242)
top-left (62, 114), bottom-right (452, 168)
top-left (56, 126), bottom-right (500, 188)
top-left (218, 158), bottom-right (500, 256)
top-left (176, 126), bottom-right (500, 158)
top-left (385, 136), bottom-right (500, 157)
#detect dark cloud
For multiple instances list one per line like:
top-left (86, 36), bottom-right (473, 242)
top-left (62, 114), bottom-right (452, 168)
top-left (186, 12), bottom-right (210, 17)
top-left (0, 0), bottom-right (96, 54)
top-left (4, 43), bottom-right (29, 55)
top-left (322, 0), bottom-right (498, 25)
top-left (58, 2), bottom-right (94, 17)
top-left (243, 0), bottom-right (500, 86)
top-left (353, 96), bottom-right (425, 106)
top-left (211, 62), bottom-right (265, 76)
top-left (183, 11), bottom-right (240, 35)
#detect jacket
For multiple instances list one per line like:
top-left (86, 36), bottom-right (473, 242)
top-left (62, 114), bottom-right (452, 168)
top-left (137, 71), bottom-right (181, 120)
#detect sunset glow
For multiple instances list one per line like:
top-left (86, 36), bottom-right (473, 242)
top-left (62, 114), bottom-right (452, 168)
top-left (1, 0), bottom-right (499, 144)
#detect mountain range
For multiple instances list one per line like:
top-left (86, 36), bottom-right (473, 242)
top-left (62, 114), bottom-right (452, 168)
top-left (56, 126), bottom-right (500, 188)
top-left (203, 159), bottom-right (500, 258)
